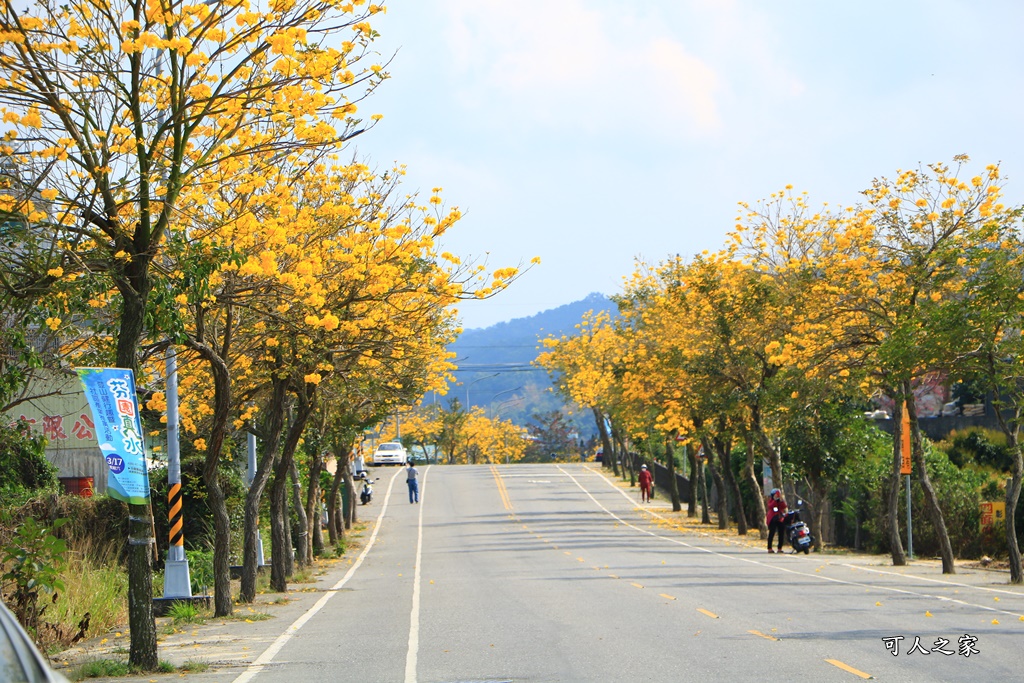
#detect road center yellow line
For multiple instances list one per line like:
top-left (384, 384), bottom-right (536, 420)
top-left (490, 466), bottom-right (512, 510)
top-left (696, 608), bottom-right (719, 619)
top-left (825, 659), bottom-right (873, 679)
top-left (748, 630), bottom-right (778, 641)
top-left (631, 582), bottom-right (644, 589)
top-left (659, 593), bottom-right (676, 601)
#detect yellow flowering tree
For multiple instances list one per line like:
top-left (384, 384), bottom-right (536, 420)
top-left (0, 0), bottom-right (388, 663)
top-left (538, 310), bottom-right (627, 478)
top-left (168, 158), bottom-right (524, 599)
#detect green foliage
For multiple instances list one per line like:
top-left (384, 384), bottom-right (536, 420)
top-left (937, 428), bottom-right (1014, 471)
top-left (167, 601), bottom-right (201, 624)
top-left (832, 424), bottom-right (904, 552)
top-left (180, 659), bottom-right (211, 672)
top-left (834, 429), bottom-right (996, 557)
top-left (1, 516), bottom-right (67, 636)
top-left (910, 443), bottom-right (988, 558)
top-left (0, 327), bottom-right (42, 409)
top-left (782, 398), bottom-right (876, 486)
top-left (74, 658), bottom-right (132, 678)
top-left (0, 420), bottom-right (57, 499)
top-left (48, 551), bottom-right (127, 646)
top-left (185, 549), bottom-right (214, 595)
top-left (150, 445), bottom-right (249, 561)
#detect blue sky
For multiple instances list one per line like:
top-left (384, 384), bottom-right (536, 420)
top-left (360, 0), bottom-right (1024, 329)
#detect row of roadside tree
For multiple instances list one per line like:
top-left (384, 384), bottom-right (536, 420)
top-left (538, 156), bottom-right (1024, 584)
top-left (0, 0), bottom-right (528, 668)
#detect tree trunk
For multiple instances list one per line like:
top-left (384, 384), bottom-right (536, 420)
top-left (290, 457), bottom-right (310, 567)
top-left (744, 430), bottom-right (768, 538)
top-left (269, 389), bottom-right (316, 590)
top-left (345, 470), bottom-right (357, 528)
top-left (687, 445), bottom-right (698, 518)
top-left (806, 474), bottom-right (828, 552)
top-left (716, 435), bottom-right (747, 535)
top-left (989, 384), bottom-right (1022, 584)
top-left (240, 375), bottom-right (288, 604)
top-left (888, 397), bottom-right (907, 566)
top-left (614, 428), bottom-right (634, 485)
top-left (188, 334), bottom-right (234, 618)
top-left (593, 407), bottom-right (618, 477)
top-left (126, 502), bottom-right (158, 670)
top-left (750, 403), bottom-right (783, 494)
top-left (697, 455), bottom-right (711, 524)
top-left (906, 387), bottom-right (955, 574)
top-left (1005, 432), bottom-right (1023, 584)
top-left (327, 443), bottom-right (352, 548)
top-left (305, 416), bottom-right (327, 559)
top-left (270, 456), bottom-right (290, 591)
top-left (701, 437), bottom-right (728, 530)
top-left (665, 438), bottom-right (681, 512)
top-left (114, 283), bottom-right (157, 669)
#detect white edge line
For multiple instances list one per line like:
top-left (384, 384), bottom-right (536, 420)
top-left (404, 465), bottom-right (429, 683)
top-left (559, 465), bottom-right (1024, 619)
top-left (232, 468), bottom-right (404, 683)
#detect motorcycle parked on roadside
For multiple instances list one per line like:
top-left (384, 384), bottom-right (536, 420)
top-left (784, 500), bottom-right (813, 554)
top-left (359, 475), bottom-right (378, 505)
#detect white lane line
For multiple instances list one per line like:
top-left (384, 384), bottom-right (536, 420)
top-left (557, 466), bottom-right (1024, 619)
top-left (405, 466), bottom-right (430, 683)
top-left (835, 563), bottom-right (1024, 597)
top-left (232, 468), bottom-right (404, 683)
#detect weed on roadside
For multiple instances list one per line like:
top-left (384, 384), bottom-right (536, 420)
top-left (218, 609), bottom-right (272, 622)
top-left (180, 659), bottom-right (210, 672)
top-left (167, 600), bottom-right (204, 624)
top-left (70, 657), bottom-right (179, 680)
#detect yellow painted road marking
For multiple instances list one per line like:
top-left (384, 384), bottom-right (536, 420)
top-left (748, 630), bottom-right (778, 641)
top-left (825, 659), bottom-right (873, 679)
top-left (608, 574), bottom-right (619, 579)
top-left (490, 466), bottom-right (512, 510)
top-left (631, 582), bottom-right (645, 589)
top-left (696, 608), bottom-right (719, 619)
top-left (577, 557), bottom-right (585, 562)
top-left (659, 593), bottom-right (676, 601)
top-left (564, 551), bottom-right (572, 556)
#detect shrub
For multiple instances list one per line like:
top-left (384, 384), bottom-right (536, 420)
top-left (1, 516), bottom-right (67, 641)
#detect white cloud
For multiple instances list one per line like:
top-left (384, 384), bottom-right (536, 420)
top-left (441, 0), bottom-right (724, 137)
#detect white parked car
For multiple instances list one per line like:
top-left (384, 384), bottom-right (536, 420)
top-left (372, 442), bottom-right (408, 466)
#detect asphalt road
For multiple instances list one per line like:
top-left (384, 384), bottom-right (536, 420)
top-left (215, 463), bottom-right (1024, 682)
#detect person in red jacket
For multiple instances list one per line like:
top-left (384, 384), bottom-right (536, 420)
top-left (638, 464), bottom-right (653, 503)
top-left (766, 488), bottom-right (788, 553)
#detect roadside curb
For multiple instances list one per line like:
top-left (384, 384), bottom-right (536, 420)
top-left (53, 532), bottom-right (371, 681)
top-left (585, 463), bottom-right (1023, 590)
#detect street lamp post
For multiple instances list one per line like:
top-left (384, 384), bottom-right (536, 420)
top-left (464, 372), bottom-right (499, 409)
top-left (488, 386), bottom-right (523, 419)
top-left (493, 395), bottom-right (524, 421)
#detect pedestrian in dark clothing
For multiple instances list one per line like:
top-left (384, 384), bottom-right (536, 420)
top-left (406, 460), bottom-right (420, 504)
top-left (766, 488), bottom-right (787, 553)
top-left (638, 464), bottom-right (653, 503)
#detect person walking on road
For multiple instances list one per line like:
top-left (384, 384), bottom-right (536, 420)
top-left (638, 464), bottom-right (653, 503)
top-left (406, 460), bottom-right (420, 504)
top-left (766, 488), bottom-right (787, 553)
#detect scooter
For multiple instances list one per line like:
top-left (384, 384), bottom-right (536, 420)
top-left (359, 476), bottom-right (378, 505)
top-left (784, 500), bottom-right (813, 554)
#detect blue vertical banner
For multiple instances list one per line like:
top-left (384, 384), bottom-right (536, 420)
top-left (76, 367), bottom-right (152, 505)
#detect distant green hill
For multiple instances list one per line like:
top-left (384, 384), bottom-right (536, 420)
top-left (433, 292), bottom-right (614, 433)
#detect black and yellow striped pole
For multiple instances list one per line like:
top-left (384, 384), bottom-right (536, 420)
top-left (163, 349), bottom-right (192, 598)
top-left (168, 482), bottom-right (184, 549)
